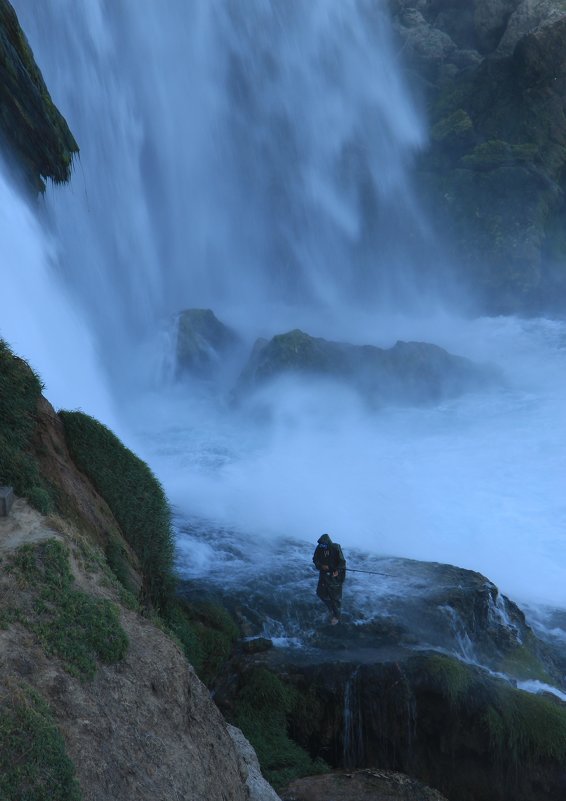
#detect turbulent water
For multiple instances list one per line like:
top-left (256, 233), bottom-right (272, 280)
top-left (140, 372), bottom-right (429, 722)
top-left (2, 0), bottom-right (566, 618)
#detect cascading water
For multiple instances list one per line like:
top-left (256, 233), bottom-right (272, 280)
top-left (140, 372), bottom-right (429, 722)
top-left (3, 0), bottom-right (566, 620)
top-left (11, 0), bottom-right (432, 386)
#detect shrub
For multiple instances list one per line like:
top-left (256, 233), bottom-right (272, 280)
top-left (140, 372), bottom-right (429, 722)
top-left (59, 411), bottom-right (175, 612)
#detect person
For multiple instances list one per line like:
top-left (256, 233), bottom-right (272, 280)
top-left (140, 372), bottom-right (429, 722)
top-left (312, 533), bottom-right (346, 624)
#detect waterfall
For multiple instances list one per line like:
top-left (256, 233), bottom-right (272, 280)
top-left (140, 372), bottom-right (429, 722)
top-left (4, 1), bottom-right (566, 611)
top-left (343, 667), bottom-right (364, 768)
top-left (11, 0), bottom-right (430, 395)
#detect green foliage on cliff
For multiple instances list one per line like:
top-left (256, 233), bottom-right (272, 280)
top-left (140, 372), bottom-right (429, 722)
top-left (59, 411), bottom-right (175, 613)
top-left (0, 340), bottom-right (54, 513)
top-left (0, 684), bottom-right (81, 801)
top-left (235, 667), bottom-right (328, 788)
top-left (7, 539), bottom-right (128, 680)
top-left (0, 0), bottom-right (78, 190)
top-left (165, 598), bottom-right (239, 685)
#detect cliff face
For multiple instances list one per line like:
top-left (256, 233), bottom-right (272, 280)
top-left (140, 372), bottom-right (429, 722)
top-left (0, 357), bottom-right (254, 800)
top-left (0, 0), bottom-right (78, 190)
top-left (391, 0), bottom-right (566, 312)
top-left (0, 509), bottom-right (249, 801)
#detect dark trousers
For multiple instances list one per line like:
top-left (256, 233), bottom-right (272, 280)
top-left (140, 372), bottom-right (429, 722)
top-left (316, 573), bottom-right (343, 618)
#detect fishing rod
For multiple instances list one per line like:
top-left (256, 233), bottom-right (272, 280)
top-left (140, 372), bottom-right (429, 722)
top-left (345, 567), bottom-right (391, 577)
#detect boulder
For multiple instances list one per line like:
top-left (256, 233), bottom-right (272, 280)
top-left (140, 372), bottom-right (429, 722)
top-left (281, 769), bottom-right (449, 801)
top-left (237, 329), bottom-right (497, 405)
top-left (227, 725), bottom-right (282, 801)
top-left (175, 308), bottom-right (240, 378)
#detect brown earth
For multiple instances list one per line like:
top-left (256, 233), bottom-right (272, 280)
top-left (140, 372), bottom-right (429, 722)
top-left (0, 500), bottom-right (250, 801)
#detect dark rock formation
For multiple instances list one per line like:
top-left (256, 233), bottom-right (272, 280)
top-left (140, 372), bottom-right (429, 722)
top-left (390, 0), bottom-right (566, 312)
top-left (0, 0), bottom-right (78, 190)
top-left (176, 308), bottom-right (241, 378)
top-left (237, 329), bottom-right (497, 405)
top-left (282, 768), bottom-right (449, 801)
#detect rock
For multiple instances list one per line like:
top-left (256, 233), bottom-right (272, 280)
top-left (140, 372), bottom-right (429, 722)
top-left (237, 329), bottom-right (497, 405)
top-left (390, 0), bottom-right (566, 312)
top-left (175, 308), bottom-right (240, 378)
top-left (242, 637), bottom-right (274, 655)
top-left (281, 769), bottom-right (449, 801)
top-left (497, 0), bottom-right (565, 55)
top-left (0, 0), bottom-right (78, 190)
top-left (227, 724), bottom-right (282, 801)
top-left (473, 0), bottom-right (522, 51)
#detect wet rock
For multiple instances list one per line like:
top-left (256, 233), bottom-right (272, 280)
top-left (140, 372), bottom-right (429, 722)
top-left (237, 329), bottom-right (497, 405)
top-left (175, 308), bottom-right (240, 378)
top-left (279, 653), bottom-right (566, 801)
top-left (390, 0), bottom-right (566, 312)
top-left (281, 768), bottom-right (449, 801)
top-left (242, 637), bottom-right (274, 655)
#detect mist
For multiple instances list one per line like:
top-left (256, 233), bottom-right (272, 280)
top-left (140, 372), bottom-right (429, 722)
top-left (4, 0), bottom-right (566, 612)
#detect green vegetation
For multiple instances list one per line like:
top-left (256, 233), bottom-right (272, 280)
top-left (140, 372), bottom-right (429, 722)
top-left (418, 653), bottom-right (566, 767)
top-left (462, 140), bottom-right (539, 170)
top-left (0, 684), bottom-right (81, 801)
top-left (431, 109), bottom-right (473, 143)
top-left (165, 599), bottom-right (239, 685)
top-left (0, 340), bottom-right (55, 513)
top-left (234, 667), bottom-right (328, 788)
top-left (7, 539), bottom-right (128, 679)
top-left (0, 0), bottom-right (78, 190)
top-left (59, 411), bottom-right (175, 613)
top-left (420, 653), bottom-right (474, 703)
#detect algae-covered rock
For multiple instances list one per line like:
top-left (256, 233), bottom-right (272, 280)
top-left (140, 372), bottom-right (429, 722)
top-left (391, 0), bottom-right (566, 312)
top-left (0, 0), bottom-right (78, 190)
top-left (278, 653), bottom-right (566, 801)
top-left (176, 309), bottom-right (240, 378)
top-left (238, 329), bottom-right (496, 405)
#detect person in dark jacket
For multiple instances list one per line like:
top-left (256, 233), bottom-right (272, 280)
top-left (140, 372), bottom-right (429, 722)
top-left (312, 533), bottom-right (346, 624)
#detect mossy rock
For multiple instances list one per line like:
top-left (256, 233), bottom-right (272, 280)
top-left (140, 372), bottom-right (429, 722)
top-left (176, 309), bottom-right (240, 377)
top-left (238, 329), bottom-right (496, 404)
top-left (0, 0), bottom-right (78, 190)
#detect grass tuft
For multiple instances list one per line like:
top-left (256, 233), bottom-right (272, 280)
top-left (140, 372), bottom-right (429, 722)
top-left (0, 684), bottom-right (81, 801)
top-left (7, 539), bottom-right (128, 680)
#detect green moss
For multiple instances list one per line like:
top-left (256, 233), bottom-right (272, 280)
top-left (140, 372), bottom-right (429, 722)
top-left (499, 642), bottom-right (554, 684)
top-left (6, 539), bottom-right (128, 680)
top-left (462, 140), bottom-right (539, 170)
top-left (0, 684), bottom-right (81, 801)
top-left (0, 340), bottom-right (56, 512)
top-left (484, 685), bottom-right (566, 765)
top-left (416, 653), bottom-right (566, 769)
top-left (163, 599), bottom-right (239, 685)
top-left (431, 109), bottom-right (473, 143)
top-left (420, 653), bottom-right (475, 703)
top-left (234, 668), bottom-right (329, 788)
top-left (0, 0), bottom-right (79, 190)
top-left (59, 411), bottom-right (175, 613)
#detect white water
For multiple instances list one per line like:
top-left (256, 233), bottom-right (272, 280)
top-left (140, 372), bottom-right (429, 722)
top-left (3, 1), bottom-right (566, 611)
